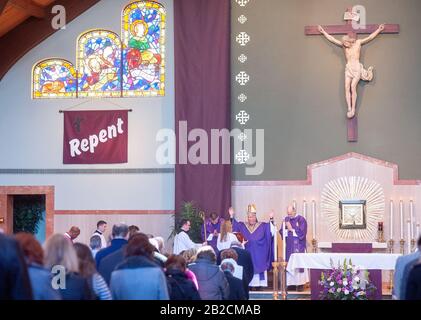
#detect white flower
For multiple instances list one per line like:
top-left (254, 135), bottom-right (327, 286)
top-left (354, 276), bottom-right (360, 282)
top-left (337, 288), bottom-right (342, 293)
top-left (343, 280), bottom-right (348, 286)
top-left (330, 281), bottom-right (334, 287)
top-left (344, 289), bottom-right (349, 295)
top-left (353, 284), bottom-right (359, 290)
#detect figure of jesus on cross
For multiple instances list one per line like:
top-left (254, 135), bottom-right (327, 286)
top-left (318, 23), bottom-right (384, 119)
top-left (305, 7), bottom-right (399, 142)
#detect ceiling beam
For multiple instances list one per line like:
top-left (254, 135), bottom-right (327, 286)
top-left (0, 0), bottom-right (10, 15)
top-left (8, 0), bottom-right (47, 18)
top-left (0, 0), bottom-right (101, 81)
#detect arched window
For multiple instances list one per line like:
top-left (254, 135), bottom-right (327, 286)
top-left (32, 58), bottom-right (77, 99)
top-left (77, 29), bottom-right (122, 98)
top-left (122, 1), bottom-right (166, 97)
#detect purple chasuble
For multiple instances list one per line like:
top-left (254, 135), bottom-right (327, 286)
top-left (202, 218), bottom-right (224, 253)
top-left (280, 214), bottom-right (307, 272)
top-left (232, 219), bottom-right (274, 280)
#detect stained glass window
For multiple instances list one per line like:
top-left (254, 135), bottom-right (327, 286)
top-left (32, 59), bottom-right (77, 99)
top-left (77, 29), bottom-right (122, 98)
top-left (122, 1), bottom-right (166, 97)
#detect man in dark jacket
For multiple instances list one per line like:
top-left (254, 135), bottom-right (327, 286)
top-left (98, 246), bottom-right (126, 285)
top-left (189, 246), bottom-right (229, 300)
top-left (96, 223), bottom-right (129, 267)
top-left (0, 233), bottom-right (33, 300)
top-left (221, 261), bottom-right (247, 300)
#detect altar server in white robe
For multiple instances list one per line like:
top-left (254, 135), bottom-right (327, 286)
top-left (173, 219), bottom-right (204, 254)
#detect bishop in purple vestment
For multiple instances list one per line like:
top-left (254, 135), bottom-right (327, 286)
top-left (230, 205), bottom-right (275, 287)
top-left (201, 212), bottom-right (224, 254)
top-left (280, 205), bottom-right (307, 263)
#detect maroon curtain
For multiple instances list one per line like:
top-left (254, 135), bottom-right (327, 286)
top-left (174, 0), bottom-right (231, 218)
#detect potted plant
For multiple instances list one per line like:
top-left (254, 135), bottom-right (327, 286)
top-left (169, 201), bottom-right (204, 243)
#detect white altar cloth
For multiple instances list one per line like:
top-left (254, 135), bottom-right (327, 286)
top-left (287, 253), bottom-right (401, 276)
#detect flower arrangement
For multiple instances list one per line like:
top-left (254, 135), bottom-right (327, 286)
top-left (319, 258), bottom-right (377, 300)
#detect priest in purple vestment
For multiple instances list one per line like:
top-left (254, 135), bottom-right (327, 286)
top-left (230, 205), bottom-right (275, 288)
top-left (201, 212), bottom-right (224, 254)
top-left (280, 205), bottom-right (309, 288)
top-left (280, 205), bottom-right (307, 262)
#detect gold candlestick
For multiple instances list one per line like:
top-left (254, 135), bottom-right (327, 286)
top-left (272, 262), bottom-right (280, 300)
top-left (280, 260), bottom-right (288, 300)
top-left (312, 238), bottom-right (317, 253)
top-left (399, 239), bottom-right (405, 255)
top-left (411, 239), bottom-right (416, 253)
top-left (377, 230), bottom-right (385, 243)
top-left (388, 239), bottom-right (394, 290)
top-left (388, 239), bottom-right (394, 254)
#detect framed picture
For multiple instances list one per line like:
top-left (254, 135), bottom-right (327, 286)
top-left (339, 200), bottom-right (366, 229)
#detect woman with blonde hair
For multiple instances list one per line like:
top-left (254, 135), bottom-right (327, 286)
top-left (217, 220), bottom-right (238, 251)
top-left (44, 234), bottom-right (94, 300)
top-left (181, 248), bottom-right (199, 290)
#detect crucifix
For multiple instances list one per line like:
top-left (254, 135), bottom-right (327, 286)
top-left (305, 7), bottom-right (399, 142)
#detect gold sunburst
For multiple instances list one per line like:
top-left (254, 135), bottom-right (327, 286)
top-left (321, 176), bottom-right (385, 240)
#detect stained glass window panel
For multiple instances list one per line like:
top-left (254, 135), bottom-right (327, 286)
top-left (122, 1), bottom-right (166, 97)
top-left (32, 59), bottom-right (77, 99)
top-left (77, 30), bottom-right (122, 98)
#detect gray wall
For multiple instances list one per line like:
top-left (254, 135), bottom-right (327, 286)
top-left (232, 0), bottom-right (421, 180)
top-left (0, 0), bottom-right (175, 211)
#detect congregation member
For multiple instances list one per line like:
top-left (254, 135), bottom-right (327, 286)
top-left (150, 237), bottom-right (168, 267)
top-left (95, 223), bottom-right (129, 267)
top-left (89, 235), bottom-right (102, 259)
top-left (202, 212), bottom-right (224, 253)
top-left (188, 246), bottom-right (229, 300)
top-left (15, 233), bottom-right (61, 300)
top-left (220, 249), bottom-right (243, 281)
top-left (173, 219), bottom-right (204, 254)
top-left (220, 260), bottom-right (247, 300)
top-left (98, 246), bottom-right (126, 285)
top-left (393, 236), bottom-right (421, 300)
top-left (74, 243), bottom-right (112, 300)
top-left (229, 241), bottom-right (254, 297)
top-left (64, 226), bottom-right (81, 243)
top-left (217, 220), bottom-right (240, 251)
top-left (164, 255), bottom-right (201, 300)
top-left (44, 234), bottom-right (94, 300)
top-left (110, 233), bottom-right (169, 300)
top-left (220, 247), bottom-right (251, 299)
top-left (0, 233), bottom-right (33, 300)
top-left (181, 248), bottom-right (199, 290)
top-left (405, 237), bottom-right (421, 300)
top-left (92, 220), bottom-right (108, 249)
top-left (280, 205), bottom-right (308, 290)
top-left (128, 225), bottom-right (140, 238)
top-left (230, 205), bottom-right (275, 288)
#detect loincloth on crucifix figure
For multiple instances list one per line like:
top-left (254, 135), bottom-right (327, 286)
top-left (345, 62), bottom-right (373, 82)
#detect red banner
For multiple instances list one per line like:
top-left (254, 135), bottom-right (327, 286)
top-left (63, 110), bottom-right (128, 164)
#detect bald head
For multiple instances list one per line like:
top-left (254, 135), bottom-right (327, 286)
top-left (68, 226), bottom-right (80, 240)
top-left (287, 205), bottom-right (296, 217)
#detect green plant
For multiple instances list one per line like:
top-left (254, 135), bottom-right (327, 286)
top-left (169, 201), bottom-right (204, 242)
top-left (13, 195), bottom-right (45, 234)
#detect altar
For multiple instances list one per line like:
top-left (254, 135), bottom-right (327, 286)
top-left (287, 252), bottom-right (401, 300)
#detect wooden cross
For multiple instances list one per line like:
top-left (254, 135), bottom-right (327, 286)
top-left (305, 7), bottom-right (399, 142)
